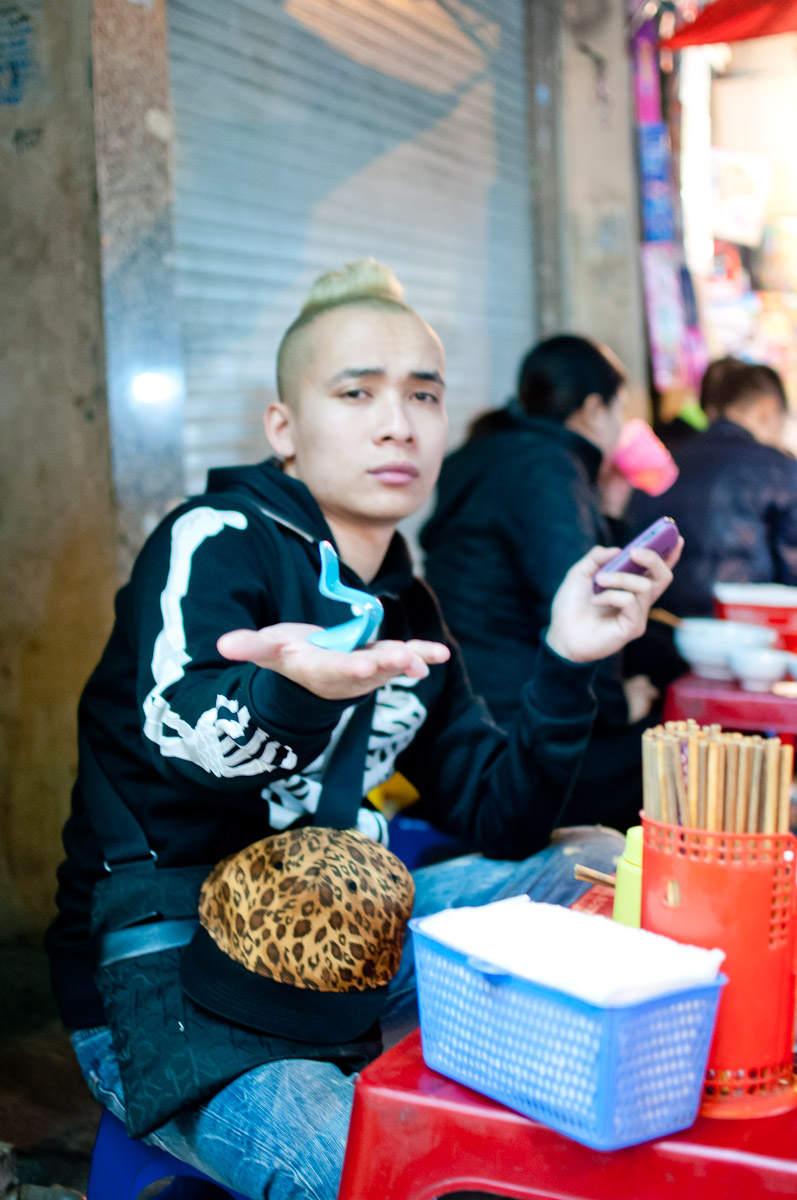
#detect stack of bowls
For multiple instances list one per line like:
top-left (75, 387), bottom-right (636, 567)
top-left (674, 619), bottom-right (783, 688)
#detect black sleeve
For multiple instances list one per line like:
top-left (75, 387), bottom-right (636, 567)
top-left (130, 504), bottom-right (349, 793)
top-left (397, 632), bottom-right (598, 861)
top-left (770, 460), bottom-right (797, 587)
top-left (497, 457), bottom-right (629, 729)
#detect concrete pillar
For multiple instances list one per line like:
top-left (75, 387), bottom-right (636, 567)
top-left (92, 0), bottom-right (185, 577)
top-left (559, 0), bottom-right (648, 414)
top-left (0, 0), bottom-right (117, 935)
top-left (526, 0), bottom-right (567, 337)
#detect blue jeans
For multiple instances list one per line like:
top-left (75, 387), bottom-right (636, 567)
top-left (73, 826), bottom-right (623, 1200)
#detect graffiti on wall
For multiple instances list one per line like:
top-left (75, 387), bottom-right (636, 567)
top-left (0, 3), bottom-right (41, 106)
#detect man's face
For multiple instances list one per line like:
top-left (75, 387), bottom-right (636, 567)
top-left (268, 305), bottom-right (448, 529)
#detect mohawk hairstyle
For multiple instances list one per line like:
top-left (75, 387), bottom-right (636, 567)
top-left (276, 259), bottom-right (416, 400)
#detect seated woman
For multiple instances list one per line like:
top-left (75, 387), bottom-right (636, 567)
top-left (421, 334), bottom-right (659, 832)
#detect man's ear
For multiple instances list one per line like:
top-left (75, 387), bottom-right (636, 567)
top-left (264, 401), bottom-right (296, 459)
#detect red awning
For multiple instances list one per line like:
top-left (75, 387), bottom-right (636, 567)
top-left (662, 0), bottom-right (797, 47)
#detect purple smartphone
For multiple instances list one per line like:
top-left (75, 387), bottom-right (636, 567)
top-left (592, 516), bottom-right (680, 594)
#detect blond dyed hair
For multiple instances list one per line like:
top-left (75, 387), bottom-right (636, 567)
top-left (276, 258), bottom-right (418, 401)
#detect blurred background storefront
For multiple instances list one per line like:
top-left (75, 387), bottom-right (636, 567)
top-left (632, 0), bottom-right (797, 417)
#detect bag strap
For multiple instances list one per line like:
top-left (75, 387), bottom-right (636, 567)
top-left (313, 694), bottom-right (377, 829)
top-left (79, 731), bottom-right (156, 873)
top-left (231, 495), bottom-right (318, 546)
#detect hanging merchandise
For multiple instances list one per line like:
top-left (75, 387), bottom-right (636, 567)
top-left (665, 1), bottom-right (797, 399)
top-left (632, 15), bottom-right (706, 394)
top-left (710, 147), bottom-right (772, 248)
top-left (639, 123), bottom-right (677, 243)
top-left (641, 243), bottom-right (690, 390)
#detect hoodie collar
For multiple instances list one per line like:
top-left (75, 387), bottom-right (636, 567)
top-left (709, 416), bottom-right (757, 445)
top-left (505, 401), bottom-right (604, 482)
top-left (205, 458), bottom-right (414, 599)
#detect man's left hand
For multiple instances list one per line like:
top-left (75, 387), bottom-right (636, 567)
top-left (546, 538), bottom-right (683, 663)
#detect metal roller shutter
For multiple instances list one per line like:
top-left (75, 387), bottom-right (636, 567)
top-left (167, 0), bottom-right (535, 522)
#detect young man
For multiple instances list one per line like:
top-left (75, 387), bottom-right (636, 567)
top-left (627, 361), bottom-right (797, 618)
top-left (47, 261), bottom-right (680, 1200)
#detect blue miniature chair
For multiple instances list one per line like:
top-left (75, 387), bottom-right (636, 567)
top-left (308, 540), bottom-right (383, 652)
top-left (87, 1107), bottom-right (250, 1199)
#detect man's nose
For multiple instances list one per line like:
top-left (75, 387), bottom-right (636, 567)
top-left (375, 395), bottom-right (415, 442)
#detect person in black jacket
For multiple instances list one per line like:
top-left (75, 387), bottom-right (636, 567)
top-left (626, 361), bottom-right (797, 618)
top-left (47, 266), bottom-right (679, 1200)
top-left (422, 334), bottom-right (662, 832)
top-left (652, 355), bottom-right (745, 451)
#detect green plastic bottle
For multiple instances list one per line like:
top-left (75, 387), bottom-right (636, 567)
top-left (612, 825), bottom-right (643, 928)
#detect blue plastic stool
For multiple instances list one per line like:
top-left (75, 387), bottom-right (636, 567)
top-left (87, 1107), bottom-right (250, 1199)
top-left (387, 812), bottom-right (470, 871)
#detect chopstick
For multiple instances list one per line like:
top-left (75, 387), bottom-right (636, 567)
top-left (573, 864), bottom-right (617, 889)
top-left (764, 738), bottom-right (781, 835)
top-left (735, 738), bottom-right (752, 833)
top-left (648, 608), bottom-right (682, 629)
top-left (748, 739), bottom-right (764, 834)
top-left (723, 737), bottom-right (739, 833)
top-left (642, 722), bottom-right (795, 835)
top-left (778, 743), bottom-right (794, 834)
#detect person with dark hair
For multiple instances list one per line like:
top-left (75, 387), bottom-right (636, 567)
top-left (651, 356), bottom-right (746, 451)
top-left (422, 334), bottom-right (660, 832)
top-left (707, 361), bottom-right (788, 431)
top-left (699, 355), bottom-right (748, 419)
top-left (468, 333), bottom-right (626, 441)
top-left (627, 360), bottom-right (797, 618)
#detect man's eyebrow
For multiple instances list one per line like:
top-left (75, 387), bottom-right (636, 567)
top-left (327, 367), bottom-right (385, 384)
top-left (326, 367), bottom-right (445, 387)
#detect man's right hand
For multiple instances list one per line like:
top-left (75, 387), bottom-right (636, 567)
top-left (217, 623), bottom-right (451, 701)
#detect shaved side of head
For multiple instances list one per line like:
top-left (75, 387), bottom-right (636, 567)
top-left (276, 259), bottom-right (417, 407)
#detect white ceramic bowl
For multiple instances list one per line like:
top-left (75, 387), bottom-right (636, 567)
top-left (674, 619), bottom-right (777, 680)
top-left (727, 648), bottom-right (793, 692)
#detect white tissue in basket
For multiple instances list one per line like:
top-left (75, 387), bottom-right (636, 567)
top-left (416, 897), bottom-right (724, 1006)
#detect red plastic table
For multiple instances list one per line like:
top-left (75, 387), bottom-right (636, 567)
top-left (664, 673), bottom-right (797, 747)
top-left (338, 1028), bottom-right (797, 1200)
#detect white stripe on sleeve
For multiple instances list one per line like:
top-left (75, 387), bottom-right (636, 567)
top-left (142, 506), bottom-right (298, 777)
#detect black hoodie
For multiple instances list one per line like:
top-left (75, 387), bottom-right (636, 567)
top-left (46, 459), bottom-right (598, 1030)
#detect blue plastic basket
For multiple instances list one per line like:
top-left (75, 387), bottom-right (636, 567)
top-left (411, 920), bottom-right (726, 1151)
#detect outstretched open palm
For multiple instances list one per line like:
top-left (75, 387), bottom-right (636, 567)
top-left (217, 623), bottom-right (450, 700)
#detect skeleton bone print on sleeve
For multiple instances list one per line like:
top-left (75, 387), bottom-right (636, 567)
top-left (143, 507), bottom-right (298, 778)
top-left (263, 676), bottom-right (427, 840)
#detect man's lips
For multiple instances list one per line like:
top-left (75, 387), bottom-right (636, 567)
top-left (369, 462), bottom-right (420, 485)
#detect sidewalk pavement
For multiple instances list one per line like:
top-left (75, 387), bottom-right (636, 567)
top-left (0, 943), bottom-right (99, 1199)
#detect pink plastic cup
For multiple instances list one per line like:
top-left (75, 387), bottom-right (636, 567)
top-left (612, 418), bottom-right (678, 495)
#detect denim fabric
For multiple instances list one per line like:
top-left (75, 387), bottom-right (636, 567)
top-left (73, 826), bottom-right (623, 1200)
